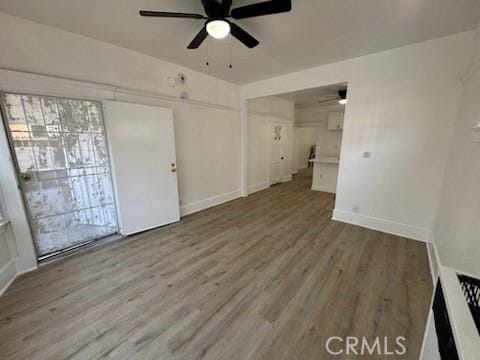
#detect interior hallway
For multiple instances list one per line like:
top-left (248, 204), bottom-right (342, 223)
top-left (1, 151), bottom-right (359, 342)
top-left (0, 169), bottom-right (432, 360)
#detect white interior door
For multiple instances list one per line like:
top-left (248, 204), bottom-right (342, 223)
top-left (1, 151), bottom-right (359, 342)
top-left (269, 122), bottom-right (283, 185)
top-left (103, 101), bottom-right (180, 235)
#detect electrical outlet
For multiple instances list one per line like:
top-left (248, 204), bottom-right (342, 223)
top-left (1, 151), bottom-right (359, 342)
top-left (363, 152), bottom-right (371, 158)
top-left (353, 205), bottom-right (360, 213)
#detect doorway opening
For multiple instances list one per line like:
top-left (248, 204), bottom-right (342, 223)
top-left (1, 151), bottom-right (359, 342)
top-left (246, 82), bottom-right (348, 195)
top-left (288, 83), bottom-right (347, 193)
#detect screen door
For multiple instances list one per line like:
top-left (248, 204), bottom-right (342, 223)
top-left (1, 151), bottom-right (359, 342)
top-left (0, 93), bottom-right (118, 258)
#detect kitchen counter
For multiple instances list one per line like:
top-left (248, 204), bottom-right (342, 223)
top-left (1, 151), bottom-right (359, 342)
top-left (310, 156), bottom-right (339, 193)
top-left (309, 157), bottom-right (339, 165)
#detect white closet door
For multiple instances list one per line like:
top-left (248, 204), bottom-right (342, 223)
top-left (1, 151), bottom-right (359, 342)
top-left (103, 101), bottom-right (180, 235)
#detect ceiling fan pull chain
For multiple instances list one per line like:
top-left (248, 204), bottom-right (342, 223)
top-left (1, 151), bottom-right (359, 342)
top-left (229, 34), bottom-right (233, 69)
top-left (206, 37), bottom-right (210, 66)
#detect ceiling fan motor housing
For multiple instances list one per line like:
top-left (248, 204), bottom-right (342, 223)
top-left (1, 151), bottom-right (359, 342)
top-left (202, 0), bottom-right (232, 18)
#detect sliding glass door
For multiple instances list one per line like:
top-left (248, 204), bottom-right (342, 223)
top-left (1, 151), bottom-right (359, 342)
top-left (0, 93), bottom-right (118, 258)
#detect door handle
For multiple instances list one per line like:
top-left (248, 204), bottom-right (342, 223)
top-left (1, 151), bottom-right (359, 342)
top-left (20, 173), bottom-right (32, 181)
top-left (171, 168), bottom-right (177, 173)
top-left (170, 162), bottom-right (176, 173)
top-left (281, 157), bottom-right (284, 160)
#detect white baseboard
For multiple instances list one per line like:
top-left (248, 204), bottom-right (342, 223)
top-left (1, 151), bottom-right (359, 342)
top-left (14, 257), bottom-right (37, 274)
top-left (248, 181), bottom-right (270, 194)
top-left (332, 209), bottom-right (430, 242)
top-left (0, 258), bottom-right (37, 297)
top-left (0, 259), bottom-right (16, 296)
top-left (311, 185), bottom-right (336, 194)
top-left (428, 235), bottom-right (480, 280)
top-left (281, 175), bottom-right (292, 183)
top-left (180, 190), bottom-right (241, 217)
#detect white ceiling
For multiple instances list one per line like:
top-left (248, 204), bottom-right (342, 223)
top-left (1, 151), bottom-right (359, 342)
top-left (1, 0), bottom-right (479, 84)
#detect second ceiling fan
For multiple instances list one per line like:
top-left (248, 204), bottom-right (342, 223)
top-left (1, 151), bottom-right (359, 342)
top-left (139, 0), bottom-right (292, 49)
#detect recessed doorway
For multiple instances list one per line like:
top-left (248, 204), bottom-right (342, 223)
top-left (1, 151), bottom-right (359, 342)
top-left (277, 82), bottom-right (348, 194)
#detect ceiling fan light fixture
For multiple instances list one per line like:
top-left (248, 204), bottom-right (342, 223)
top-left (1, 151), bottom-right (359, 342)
top-left (206, 19), bottom-right (231, 39)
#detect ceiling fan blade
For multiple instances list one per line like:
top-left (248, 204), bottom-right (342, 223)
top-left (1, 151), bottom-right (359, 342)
top-left (230, 0), bottom-right (291, 19)
top-left (230, 23), bottom-right (259, 48)
top-left (317, 98), bottom-right (340, 104)
top-left (139, 11), bottom-right (205, 19)
top-left (187, 27), bottom-right (208, 49)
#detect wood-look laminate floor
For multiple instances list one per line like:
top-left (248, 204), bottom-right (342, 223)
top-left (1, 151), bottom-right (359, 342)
top-left (0, 169), bottom-right (432, 360)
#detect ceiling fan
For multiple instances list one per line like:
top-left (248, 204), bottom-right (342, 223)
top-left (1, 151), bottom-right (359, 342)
top-left (139, 0), bottom-right (292, 49)
top-left (317, 89), bottom-right (348, 105)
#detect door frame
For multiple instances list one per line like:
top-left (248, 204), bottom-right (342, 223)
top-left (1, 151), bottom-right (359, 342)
top-left (0, 96), bottom-right (40, 257)
top-left (0, 91), bottom-right (120, 260)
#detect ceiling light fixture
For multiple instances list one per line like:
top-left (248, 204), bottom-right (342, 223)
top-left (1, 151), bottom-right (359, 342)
top-left (206, 20), bottom-right (231, 39)
top-left (338, 89), bottom-right (347, 105)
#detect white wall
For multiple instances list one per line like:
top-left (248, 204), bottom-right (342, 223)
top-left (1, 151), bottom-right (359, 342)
top-left (296, 103), bottom-right (344, 127)
top-left (293, 127), bottom-right (317, 171)
top-left (0, 225), bottom-right (18, 295)
top-left (0, 13), bottom-right (240, 109)
top-left (0, 232), bottom-right (11, 272)
top-left (242, 31), bottom-right (474, 241)
top-left (247, 96), bottom-right (295, 193)
top-left (296, 103), bottom-right (345, 158)
top-left (0, 182), bottom-right (20, 295)
top-left (432, 25), bottom-right (480, 278)
top-left (0, 122), bottom-right (37, 276)
top-left (0, 12), bottom-right (242, 280)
